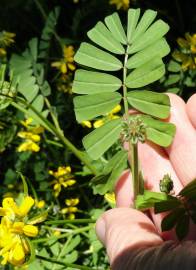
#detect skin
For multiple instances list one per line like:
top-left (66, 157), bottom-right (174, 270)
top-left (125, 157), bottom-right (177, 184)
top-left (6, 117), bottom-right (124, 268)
top-left (96, 93), bottom-right (196, 268)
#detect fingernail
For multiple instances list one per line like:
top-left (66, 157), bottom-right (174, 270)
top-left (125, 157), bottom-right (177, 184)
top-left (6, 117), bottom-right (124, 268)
top-left (95, 217), bottom-right (106, 245)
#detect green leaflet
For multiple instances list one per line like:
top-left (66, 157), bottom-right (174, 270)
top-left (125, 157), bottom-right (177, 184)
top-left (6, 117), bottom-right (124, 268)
top-left (126, 38), bottom-right (170, 69)
top-left (74, 42), bottom-right (122, 71)
top-left (91, 150), bottom-right (128, 195)
top-left (136, 190), bottom-right (168, 210)
top-left (83, 118), bottom-right (122, 159)
top-left (131, 9), bottom-right (157, 43)
top-left (104, 12), bottom-right (127, 45)
top-left (87, 21), bottom-right (125, 54)
top-left (140, 115), bottom-right (176, 147)
top-left (128, 20), bottom-right (169, 54)
top-left (127, 9), bottom-right (140, 43)
top-left (126, 58), bottom-right (165, 88)
top-left (127, 90), bottom-right (170, 119)
top-left (74, 92), bottom-right (122, 122)
top-left (161, 208), bottom-right (185, 231)
top-left (72, 69), bottom-right (122, 94)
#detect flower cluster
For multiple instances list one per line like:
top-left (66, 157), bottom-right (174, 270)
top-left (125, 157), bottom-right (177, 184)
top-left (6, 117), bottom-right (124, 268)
top-left (0, 196), bottom-right (39, 266)
top-left (81, 105), bottom-right (121, 129)
top-left (51, 45), bottom-right (76, 74)
top-left (173, 33), bottom-right (196, 70)
top-left (61, 198), bottom-right (79, 220)
top-left (49, 166), bottom-right (76, 197)
top-left (17, 118), bottom-right (44, 152)
top-left (109, 0), bottom-right (130, 10)
top-left (0, 31), bottom-right (15, 59)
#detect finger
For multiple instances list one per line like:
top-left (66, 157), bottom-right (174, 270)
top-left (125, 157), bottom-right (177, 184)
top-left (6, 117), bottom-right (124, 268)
top-left (96, 208), bottom-right (163, 265)
top-left (116, 142), bottom-right (183, 240)
top-left (166, 94), bottom-right (196, 185)
top-left (186, 93), bottom-right (196, 129)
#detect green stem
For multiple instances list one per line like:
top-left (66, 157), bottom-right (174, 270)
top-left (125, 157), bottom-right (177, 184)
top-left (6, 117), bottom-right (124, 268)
top-left (45, 219), bottom-right (95, 225)
top-left (12, 98), bottom-right (98, 175)
top-left (37, 255), bottom-right (94, 270)
top-left (131, 143), bottom-right (139, 200)
top-left (32, 225), bottom-right (92, 243)
top-left (123, 46), bottom-right (140, 203)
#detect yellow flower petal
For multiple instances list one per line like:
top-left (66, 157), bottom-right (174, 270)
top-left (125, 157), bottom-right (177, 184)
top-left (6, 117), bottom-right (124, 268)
top-left (18, 196), bottom-right (34, 217)
top-left (9, 242), bottom-right (25, 266)
top-left (23, 225), bottom-right (38, 237)
top-left (93, 119), bottom-right (104, 128)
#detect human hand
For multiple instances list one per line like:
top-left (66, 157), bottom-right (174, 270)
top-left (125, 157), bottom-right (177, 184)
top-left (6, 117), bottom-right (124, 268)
top-left (96, 94), bottom-right (196, 269)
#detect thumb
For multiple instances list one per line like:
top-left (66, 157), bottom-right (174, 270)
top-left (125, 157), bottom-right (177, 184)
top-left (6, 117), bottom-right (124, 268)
top-left (96, 208), bottom-right (163, 266)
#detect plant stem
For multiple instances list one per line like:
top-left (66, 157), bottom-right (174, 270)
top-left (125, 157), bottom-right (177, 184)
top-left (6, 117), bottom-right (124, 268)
top-left (37, 255), bottom-right (94, 270)
top-left (45, 219), bottom-right (95, 225)
top-left (32, 225), bottom-right (92, 243)
top-left (123, 46), bottom-right (140, 204)
top-left (131, 143), bottom-right (139, 199)
top-left (12, 98), bottom-right (98, 175)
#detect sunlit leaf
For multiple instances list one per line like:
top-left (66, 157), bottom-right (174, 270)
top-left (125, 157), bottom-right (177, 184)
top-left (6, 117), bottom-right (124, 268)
top-left (127, 8), bottom-right (141, 43)
top-left (131, 9), bottom-right (157, 43)
top-left (105, 12), bottom-right (127, 44)
top-left (72, 69), bottom-right (122, 94)
top-left (87, 21), bottom-right (125, 54)
top-left (126, 58), bottom-right (165, 88)
top-left (136, 190), bottom-right (168, 210)
top-left (128, 20), bottom-right (169, 54)
top-left (74, 92), bottom-right (122, 122)
top-left (140, 115), bottom-right (176, 147)
top-left (126, 38), bottom-right (170, 69)
top-left (83, 118), bottom-right (122, 159)
top-left (127, 90), bottom-right (170, 119)
top-left (74, 42), bottom-right (122, 71)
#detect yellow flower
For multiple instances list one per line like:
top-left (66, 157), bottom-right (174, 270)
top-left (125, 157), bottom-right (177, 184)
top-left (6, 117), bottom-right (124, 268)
top-left (51, 45), bottom-right (76, 74)
top-left (49, 166), bottom-right (76, 197)
top-left (0, 31), bottom-right (15, 59)
top-left (93, 104), bottom-right (121, 128)
top-left (17, 118), bottom-right (44, 152)
top-left (0, 196), bottom-right (40, 266)
top-left (81, 120), bottom-right (92, 128)
top-left (173, 33), bottom-right (196, 70)
top-left (61, 198), bottom-right (79, 220)
top-left (35, 200), bottom-right (45, 209)
top-left (104, 192), bottom-right (116, 206)
top-left (109, 0), bottom-right (130, 10)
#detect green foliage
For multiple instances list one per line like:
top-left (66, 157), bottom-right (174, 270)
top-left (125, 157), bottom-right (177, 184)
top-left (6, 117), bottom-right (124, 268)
top-left (73, 8), bottom-right (174, 162)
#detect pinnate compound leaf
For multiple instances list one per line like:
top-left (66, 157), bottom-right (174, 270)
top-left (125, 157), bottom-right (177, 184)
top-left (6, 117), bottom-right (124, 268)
top-left (74, 92), bottom-right (122, 122)
top-left (74, 42), bottom-right (122, 71)
top-left (161, 208), bottom-right (185, 231)
top-left (126, 38), bottom-right (170, 69)
top-left (126, 59), bottom-right (165, 88)
top-left (72, 69), bottom-right (122, 94)
top-left (140, 115), bottom-right (176, 147)
top-left (83, 118), bottom-right (122, 159)
top-left (127, 90), bottom-right (170, 119)
top-left (128, 20), bottom-right (169, 54)
top-left (87, 22), bottom-right (125, 54)
top-left (91, 150), bottom-right (128, 195)
top-left (127, 9), bottom-right (141, 43)
top-left (131, 9), bottom-right (157, 43)
top-left (105, 12), bottom-right (127, 45)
